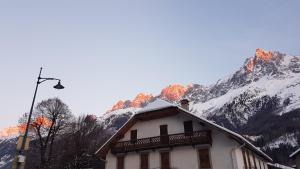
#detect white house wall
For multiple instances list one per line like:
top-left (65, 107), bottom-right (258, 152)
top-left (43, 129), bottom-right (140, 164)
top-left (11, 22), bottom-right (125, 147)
top-left (120, 113), bottom-right (206, 141)
top-left (106, 151), bottom-right (116, 169)
top-left (209, 131), bottom-right (237, 169)
top-left (105, 112), bottom-right (270, 169)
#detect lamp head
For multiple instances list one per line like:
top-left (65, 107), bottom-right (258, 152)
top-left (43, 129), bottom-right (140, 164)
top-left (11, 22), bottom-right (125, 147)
top-left (53, 81), bottom-right (64, 89)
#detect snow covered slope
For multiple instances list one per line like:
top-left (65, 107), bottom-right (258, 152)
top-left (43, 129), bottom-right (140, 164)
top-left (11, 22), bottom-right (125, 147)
top-left (102, 49), bottom-right (300, 165)
top-left (0, 138), bottom-right (16, 169)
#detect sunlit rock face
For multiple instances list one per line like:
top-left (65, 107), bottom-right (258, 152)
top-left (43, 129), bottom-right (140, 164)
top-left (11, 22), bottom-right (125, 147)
top-left (246, 58), bottom-right (255, 72)
top-left (246, 48), bottom-right (273, 72)
top-left (0, 116), bottom-right (53, 139)
top-left (130, 93), bottom-right (153, 108)
top-left (110, 100), bottom-right (126, 111)
top-left (160, 84), bottom-right (188, 101)
top-left (0, 127), bottom-right (21, 138)
top-left (109, 93), bottom-right (153, 112)
top-left (255, 48), bottom-right (273, 62)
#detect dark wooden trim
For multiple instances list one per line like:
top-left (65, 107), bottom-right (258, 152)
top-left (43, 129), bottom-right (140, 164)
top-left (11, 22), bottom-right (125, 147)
top-left (160, 151), bottom-right (170, 169)
top-left (140, 153), bottom-right (149, 169)
top-left (246, 149), bottom-right (251, 169)
top-left (117, 155), bottom-right (124, 169)
top-left (131, 130), bottom-right (137, 143)
top-left (198, 148), bottom-right (212, 169)
top-left (252, 152), bottom-right (257, 169)
top-left (258, 159), bottom-right (262, 169)
top-left (112, 130), bottom-right (211, 154)
top-left (184, 120), bottom-right (193, 136)
top-left (242, 148), bottom-right (248, 169)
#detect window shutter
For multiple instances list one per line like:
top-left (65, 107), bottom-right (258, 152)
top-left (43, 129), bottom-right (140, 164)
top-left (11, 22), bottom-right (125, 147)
top-left (160, 151), bottom-right (170, 169)
top-left (117, 156), bottom-right (124, 169)
top-left (140, 153), bottom-right (149, 169)
top-left (131, 130), bottom-right (137, 143)
top-left (184, 121), bottom-right (193, 136)
top-left (160, 125), bottom-right (169, 144)
top-left (160, 125), bottom-right (168, 135)
top-left (198, 149), bottom-right (211, 169)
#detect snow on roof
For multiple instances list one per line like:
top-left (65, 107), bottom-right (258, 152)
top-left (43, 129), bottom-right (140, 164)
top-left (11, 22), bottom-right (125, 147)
top-left (95, 115), bottom-right (135, 155)
top-left (96, 100), bottom-right (272, 161)
top-left (177, 106), bottom-right (272, 161)
top-left (289, 148), bottom-right (300, 158)
top-left (267, 163), bottom-right (295, 169)
top-left (137, 99), bottom-right (176, 114)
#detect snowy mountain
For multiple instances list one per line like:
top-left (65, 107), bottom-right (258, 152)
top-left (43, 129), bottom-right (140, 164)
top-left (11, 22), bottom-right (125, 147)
top-left (101, 49), bottom-right (300, 164)
top-left (0, 137), bottom-right (17, 169)
top-left (1, 48), bottom-right (299, 168)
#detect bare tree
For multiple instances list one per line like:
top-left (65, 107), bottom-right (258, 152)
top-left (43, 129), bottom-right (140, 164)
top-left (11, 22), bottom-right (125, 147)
top-left (19, 98), bottom-right (73, 169)
top-left (54, 114), bottom-right (109, 169)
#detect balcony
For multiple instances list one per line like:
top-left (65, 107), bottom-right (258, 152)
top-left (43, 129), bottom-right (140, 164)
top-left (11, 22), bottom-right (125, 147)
top-left (111, 130), bottom-right (211, 154)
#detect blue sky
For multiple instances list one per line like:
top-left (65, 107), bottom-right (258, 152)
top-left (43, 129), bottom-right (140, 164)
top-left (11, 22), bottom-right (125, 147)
top-left (0, 0), bottom-right (299, 130)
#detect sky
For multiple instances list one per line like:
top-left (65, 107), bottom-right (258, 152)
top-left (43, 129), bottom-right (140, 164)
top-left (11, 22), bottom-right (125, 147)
top-left (0, 0), bottom-right (299, 130)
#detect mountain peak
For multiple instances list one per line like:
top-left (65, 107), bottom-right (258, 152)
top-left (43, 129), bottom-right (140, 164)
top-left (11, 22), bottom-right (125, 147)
top-left (130, 93), bottom-right (153, 108)
top-left (108, 84), bottom-right (190, 112)
top-left (255, 48), bottom-right (273, 62)
top-left (246, 48), bottom-right (274, 72)
top-left (109, 93), bottom-right (153, 112)
top-left (0, 126), bottom-right (23, 139)
top-left (160, 84), bottom-right (188, 101)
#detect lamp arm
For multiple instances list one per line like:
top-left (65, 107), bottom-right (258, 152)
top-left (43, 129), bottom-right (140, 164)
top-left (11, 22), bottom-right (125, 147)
top-left (38, 77), bottom-right (61, 84)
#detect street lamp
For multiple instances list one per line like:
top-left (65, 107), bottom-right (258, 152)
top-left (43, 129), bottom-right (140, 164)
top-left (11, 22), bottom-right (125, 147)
top-left (15, 67), bottom-right (64, 169)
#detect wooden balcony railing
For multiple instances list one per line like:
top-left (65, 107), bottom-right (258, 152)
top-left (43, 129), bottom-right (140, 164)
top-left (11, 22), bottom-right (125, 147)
top-left (111, 130), bottom-right (211, 154)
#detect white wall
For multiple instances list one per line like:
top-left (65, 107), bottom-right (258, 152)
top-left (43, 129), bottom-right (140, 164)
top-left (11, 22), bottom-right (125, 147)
top-left (120, 113), bottom-right (206, 141)
top-left (209, 131), bottom-right (237, 169)
top-left (105, 113), bottom-right (270, 169)
top-left (106, 146), bottom-right (200, 169)
top-left (171, 146), bottom-right (199, 169)
top-left (106, 150), bottom-right (116, 169)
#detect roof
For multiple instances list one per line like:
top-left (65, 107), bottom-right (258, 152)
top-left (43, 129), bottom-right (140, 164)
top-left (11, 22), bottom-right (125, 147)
top-left (267, 163), bottom-right (295, 169)
top-left (289, 148), bottom-right (300, 158)
top-left (137, 99), bottom-right (175, 114)
top-left (95, 99), bottom-right (272, 161)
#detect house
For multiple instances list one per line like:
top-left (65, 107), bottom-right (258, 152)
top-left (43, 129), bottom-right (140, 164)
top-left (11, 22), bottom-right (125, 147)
top-left (290, 148), bottom-right (300, 169)
top-left (96, 99), bottom-right (272, 169)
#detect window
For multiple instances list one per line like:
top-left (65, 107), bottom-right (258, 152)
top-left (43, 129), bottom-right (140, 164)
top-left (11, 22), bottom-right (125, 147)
top-left (198, 148), bottom-right (212, 169)
top-left (242, 149), bottom-right (248, 169)
top-left (160, 125), bottom-right (169, 144)
top-left (160, 151), bottom-right (170, 169)
top-left (160, 125), bottom-right (168, 135)
top-left (140, 153), bottom-right (149, 169)
top-left (184, 120), bottom-right (193, 136)
top-left (130, 130), bottom-right (137, 143)
top-left (117, 156), bottom-right (124, 169)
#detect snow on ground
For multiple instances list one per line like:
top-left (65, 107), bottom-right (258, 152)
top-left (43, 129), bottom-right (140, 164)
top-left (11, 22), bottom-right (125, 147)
top-left (100, 107), bottom-right (139, 120)
top-left (0, 154), bottom-right (12, 168)
top-left (244, 135), bottom-right (263, 142)
top-left (264, 133), bottom-right (299, 149)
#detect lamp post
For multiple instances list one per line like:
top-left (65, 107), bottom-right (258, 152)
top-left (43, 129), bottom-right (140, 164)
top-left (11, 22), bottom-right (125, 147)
top-left (16, 67), bottom-right (64, 169)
